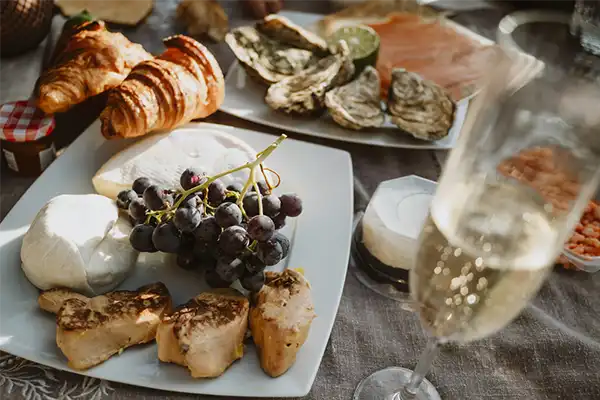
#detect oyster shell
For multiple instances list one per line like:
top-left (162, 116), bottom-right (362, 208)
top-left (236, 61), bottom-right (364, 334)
top-left (225, 26), bottom-right (316, 85)
top-left (387, 68), bottom-right (455, 141)
top-left (265, 41), bottom-right (355, 116)
top-left (256, 14), bottom-right (329, 55)
top-left (325, 66), bottom-right (385, 130)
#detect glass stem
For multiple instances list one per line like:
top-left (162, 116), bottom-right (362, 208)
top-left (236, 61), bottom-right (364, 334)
top-left (395, 337), bottom-right (441, 400)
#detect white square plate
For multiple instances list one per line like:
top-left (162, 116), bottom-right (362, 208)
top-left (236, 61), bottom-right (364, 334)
top-left (0, 121), bottom-right (353, 397)
top-left (220, 11), bottom-right (476, 150)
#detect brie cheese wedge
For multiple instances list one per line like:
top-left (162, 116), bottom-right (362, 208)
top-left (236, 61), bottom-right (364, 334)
top-left (93, 123), bottom-right (259, 200)
top-left (21, 194), bottom-right (138, 296)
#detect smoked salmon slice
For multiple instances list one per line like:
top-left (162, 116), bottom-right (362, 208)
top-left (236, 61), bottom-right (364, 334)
top-left (367, 13), bottom-right (496, 101)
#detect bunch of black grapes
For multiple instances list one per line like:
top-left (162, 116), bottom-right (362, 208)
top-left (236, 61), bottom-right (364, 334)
top-left (115, 168), bottom-right (302, 293)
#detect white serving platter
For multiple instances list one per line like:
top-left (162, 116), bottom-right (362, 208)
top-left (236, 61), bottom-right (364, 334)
top-left (220, 11), bottom-right (486, 150)
top-left (0, 121), bottom-right (353, 397)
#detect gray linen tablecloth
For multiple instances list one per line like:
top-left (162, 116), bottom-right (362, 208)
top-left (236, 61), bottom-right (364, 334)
top-left (1, 2), bottom-right (599, 399)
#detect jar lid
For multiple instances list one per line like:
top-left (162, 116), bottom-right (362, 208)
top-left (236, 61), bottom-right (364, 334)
top-left (0, 100), bottom-right (55, 142)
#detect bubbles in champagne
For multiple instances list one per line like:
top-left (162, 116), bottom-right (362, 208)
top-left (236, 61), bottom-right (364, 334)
top-left (411, 178), bottom-right (559, 343)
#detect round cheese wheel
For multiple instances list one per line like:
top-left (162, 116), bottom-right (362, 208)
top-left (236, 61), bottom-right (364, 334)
top-left (93, 124), bottom-right (259, 200)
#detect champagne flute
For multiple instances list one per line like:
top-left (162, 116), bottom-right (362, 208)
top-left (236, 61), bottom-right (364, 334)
top-left (353, 48), bottom-right (600, 400)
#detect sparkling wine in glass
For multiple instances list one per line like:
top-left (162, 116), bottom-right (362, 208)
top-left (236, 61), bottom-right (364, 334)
top-left (353, 47), bottom-right (600, 400)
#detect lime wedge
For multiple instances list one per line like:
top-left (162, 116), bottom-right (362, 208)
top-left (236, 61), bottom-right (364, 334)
top-left (328, 25), bottom-right (380, 75)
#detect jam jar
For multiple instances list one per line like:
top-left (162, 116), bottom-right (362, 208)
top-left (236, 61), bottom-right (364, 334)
top-left (0, 100), bottom-right (56, 176)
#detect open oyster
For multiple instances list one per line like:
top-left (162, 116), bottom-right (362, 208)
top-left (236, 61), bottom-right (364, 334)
top-left (256, 14), bottom-right (329, 55)
top-left (325, 66), bottom-right (385, 130)
top-left (265, 41), bottom-right (355, 116)
top-left (225, 26), bottom-right (316, 85)
top-left (387, 68), bottom-right (455, 141)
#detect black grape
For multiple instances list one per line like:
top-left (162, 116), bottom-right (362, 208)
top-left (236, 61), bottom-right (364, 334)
top-left (227, 181), bottom-right (244, 193)
top-left (246, 253), bottom-right (266, 275)
top-left (180, 193), bottom-right (201, 209)
top-left (193, 216), bottom-right (220, 244)
top-left (280, 193), bottom-right (303, 217)
top-left (257, 239), bottom-right (283, 266)
top-left (173, 206), bottom-right (202, 233)
top-left (180, 232), bottom-right (196, 251)
top-left (205, 269), bottom-right (232, 289)
top-left (117, 189), bottom-right (138, 210)
top-left (218, 226), bottom-right (249, 255)
top-left (242, 193), bottom-right (259, 217)
top-left (193, 242), bottom-right (218, 271)
top-left (215, 202), bottom-right (242, 228)
top-left (224, 181), bottom-right (244, 203)
top-left (180, 168), bottom-right (206, 190)
top-left (176, 250), bottom-right (198, 270)
top-left (273, 232), bottom-right (290, 259)
top-left (200, 257), bottom-right (218, 271)
top-left (152, 221), bottom-right (181, 253)
top-left (272, 213), bottom-right (286, 230)
top-left (128, 198), bottom-right (147, 222)
top-left (209, 245), bottom-right (226, 262)
top-left (251, 181), bottom-right (269, 195)
top-left (207, 180), bottom-right (227, 206)
top-left (129, 224), bottom-right (157, 252)
top-left (240, 270), bottom-right (265, 293)
top-left (193, 240), bottom-right (211, 258)
top-left (261, 194), bottom-right (281, 218)
top-left (215, 257), bottom-right (245, 283)
top-left (144, 185), bottom-right (169, 211)
top-left (223, 192), bottom-right (237, 204)
top-left (132, 177), bottom-right (152, 196)
top-left (247, 215), bottom-right (275, 242)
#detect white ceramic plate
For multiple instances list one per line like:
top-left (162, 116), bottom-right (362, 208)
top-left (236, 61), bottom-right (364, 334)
top-left (0, 121), bottom-right (353, 397)
top-left (220, 11), bottom-right (478, 150)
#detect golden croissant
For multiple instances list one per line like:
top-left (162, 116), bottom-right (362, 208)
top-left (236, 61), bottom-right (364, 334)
top-left (36, 21), bottom-right (152, 114)
top-left (100, 35), bottom-right (225, 139)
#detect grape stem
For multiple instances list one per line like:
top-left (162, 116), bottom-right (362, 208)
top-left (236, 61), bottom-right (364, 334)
top-left (261, 165), bottom-right (281, 191)
top-left (253, 180), bottom-right (264, 216)
top-left (246, 240), bottom-right (258, 253)
top-left (148, 134), bottom-right (287, 220)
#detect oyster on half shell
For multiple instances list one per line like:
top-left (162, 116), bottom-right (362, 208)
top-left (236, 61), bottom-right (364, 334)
top-left (387, 68), bottom-right (455, 141)
top-left (265, 41), bottom-right (355, 116)
top-left (256, 14), bottom-right (329, 55)
top-left (325, 66), bottom-right (385, 130)
top-left (225, 26), bottom-right (316, 85)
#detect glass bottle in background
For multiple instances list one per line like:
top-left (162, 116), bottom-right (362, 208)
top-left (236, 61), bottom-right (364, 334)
top-left (353, 46), bottom-right (600, 400)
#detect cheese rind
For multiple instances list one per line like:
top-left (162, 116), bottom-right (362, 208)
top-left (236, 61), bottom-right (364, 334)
top-left (92, 124), bottom-right (259, 200)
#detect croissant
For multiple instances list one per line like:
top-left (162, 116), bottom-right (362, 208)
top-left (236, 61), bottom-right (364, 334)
top-left (36, 21), bottom-right (152, 114)
top-left (100, 35), bottom-right (225, 139)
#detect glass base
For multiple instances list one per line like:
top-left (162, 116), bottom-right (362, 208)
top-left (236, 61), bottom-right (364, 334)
top-left (353, 367), bottom-right (441, 400)
top-left (352, 264), bottom-right (414, 308)
top-left (350, 216), bottom-right (415, 308)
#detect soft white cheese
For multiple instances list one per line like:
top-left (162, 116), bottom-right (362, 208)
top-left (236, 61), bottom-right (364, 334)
top-left (92, 123), bottom-right (259, 200)
top-left (20, 194), bottom-right (138, 296)
top-left (362, 179), bottom-right (434, 270)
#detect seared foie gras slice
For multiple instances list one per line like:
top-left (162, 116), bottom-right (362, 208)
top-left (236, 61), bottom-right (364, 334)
top-left (250, 269), bottom-right (316, 377)
top-left (156, 289), bottom-right (250, 378)
top-left (39, 282), bottom-right (172, 370)
top-left (38, 288), bottom-right (88, 314)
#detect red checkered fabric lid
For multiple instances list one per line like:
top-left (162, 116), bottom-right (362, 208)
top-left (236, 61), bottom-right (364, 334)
top-left (0, 99), bottom-right (55, 142)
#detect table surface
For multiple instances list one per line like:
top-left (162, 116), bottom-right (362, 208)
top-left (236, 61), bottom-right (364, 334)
top-left (1, 1), bottom-right (599, 400)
